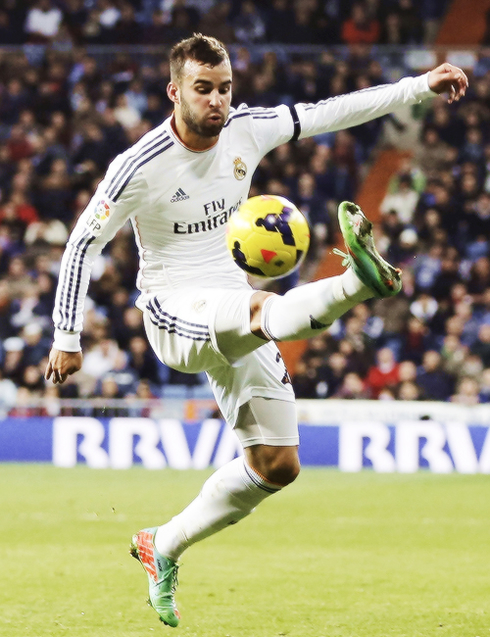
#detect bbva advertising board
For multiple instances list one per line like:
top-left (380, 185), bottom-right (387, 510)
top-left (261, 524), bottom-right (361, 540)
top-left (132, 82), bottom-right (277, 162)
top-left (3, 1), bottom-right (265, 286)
top-left (1, 413), bottom-right (490, 473)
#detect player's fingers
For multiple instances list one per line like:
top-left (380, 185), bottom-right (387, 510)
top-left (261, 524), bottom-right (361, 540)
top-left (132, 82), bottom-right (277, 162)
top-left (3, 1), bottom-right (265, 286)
top-left (51, 367), bottom-right (64, 384)
top-left (45, 362), bottom-right (53, 381)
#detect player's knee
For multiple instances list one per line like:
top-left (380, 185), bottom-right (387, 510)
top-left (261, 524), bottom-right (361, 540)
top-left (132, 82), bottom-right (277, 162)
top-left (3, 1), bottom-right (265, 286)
top-left (247, 445), bottom-right (300, 486)
top-left (267, 453), bottom-right (300, 486)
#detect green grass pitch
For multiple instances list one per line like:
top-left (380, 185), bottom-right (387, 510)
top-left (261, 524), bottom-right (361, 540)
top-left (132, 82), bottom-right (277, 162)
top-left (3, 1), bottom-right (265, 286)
top-left (0, 465), bottom-right (489, 637)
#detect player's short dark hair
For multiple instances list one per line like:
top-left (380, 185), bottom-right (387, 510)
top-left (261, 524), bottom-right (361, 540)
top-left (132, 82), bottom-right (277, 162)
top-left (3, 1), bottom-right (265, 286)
top-left (170, 33), bottom-right (230, 82)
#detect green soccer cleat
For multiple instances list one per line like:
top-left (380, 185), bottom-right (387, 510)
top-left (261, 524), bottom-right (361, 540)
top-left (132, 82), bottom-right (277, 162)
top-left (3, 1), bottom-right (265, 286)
top-left (335, 201), bottom-right (402, 298)
top-left (130, 527), bottom-right (180, 627)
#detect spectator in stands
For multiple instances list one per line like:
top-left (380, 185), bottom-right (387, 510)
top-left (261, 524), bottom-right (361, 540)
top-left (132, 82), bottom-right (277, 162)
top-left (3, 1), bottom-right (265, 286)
top-left (265, 0), bottom-right (295, 43)
top-left (21, 323), bottom-right (50, 368)
top-left (142, 93), bottom-right (168, 128)
top-left (20, 363), bottom-right (46, 396)
top-left (416, 350), bottom-right (454, 401)
top-left (63, 0), bottom-right (89, 45)
top-left (24, 0), bottom-right (63, 44)
top-left (351, 302), bottom-right (384, 343)
top-left (472, 324), bottom-right (490, 369)
top-left (295, 171), bottom-right (330, 261)
top-left (164, 5), bottom-right (195, 45)
top-left (399, 315), bottom-right (430, 365)
top-left (93, 375), bottom-right (129, 417)
top-left (380, 173), bottom-right (419, 226)
top-left (0, 197), bottom-right (39, 244)
top-left (467, 256), bottom-right (490, 304)
top-left (113, 2), bottom-right (144, 45)
top-left (365, 346), bottom-right (400, 399)
top-left (198, 1), bottom-right (234, 44)
top-left (397, 359), bottom-right (418, 384)
top-left (96, 0), bottom-right (121, 31)
top-left (292, 359), bottom-right (324, 399)
top-left (336, 314), bottom-right (374, 376)
top-left (440, 333), bottom-right (468, 377)
top-left (2, 336), bottom-right (26, 387)
top-left (142, 9), bottom-right (168, 45)
top-left (0, 79), bottom-right (30, 128)
top-left (415, 127), bottom-right (455, 175)
top-left (387, 227), bottom-right (419, 268)
top-left (5, 255), bottom-right (32, 301)
top-left (340, 2), bottom-right (380, 45)
top-left (430, 249), bottom-right (464, 302)
top-left (397, 0), bottom-right (424, 43)
top-left (318, 350), bottom-right (351, 397)
top-left (450, 375), bottom-right (480, 405)
top-left (284, 1), bottom-right (324, 45)
top-left (124, 79), bottom-right (149, 120)
top-left (334, 371), bottom-right (369, 399)
top-left (458, 352), bottom-right (484, 383)
top-left (410, 292), bottom-right (438, 324)
top-left (81, 337), bottom-right (126, 381)
top-left (233, 0), bottom-right (266, 44)
top-left (397, 380), bottom-right (424, 400)
top-left (127, 335), bottom-right (162, 388)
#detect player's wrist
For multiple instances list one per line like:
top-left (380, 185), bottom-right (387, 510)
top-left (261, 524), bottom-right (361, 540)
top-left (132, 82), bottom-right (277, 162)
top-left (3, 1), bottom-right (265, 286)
top-left (419, 71), bottom-right (437, 97)
top-left (53, 328), bottom-right (81, 352)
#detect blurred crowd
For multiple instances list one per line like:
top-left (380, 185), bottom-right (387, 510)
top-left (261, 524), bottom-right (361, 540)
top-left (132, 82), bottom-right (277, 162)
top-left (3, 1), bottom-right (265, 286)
top-left (1, 10), bottom-right (490, 414)
top-left (293, 52), bottom-right (490, 405)
top-left (0, 0), bottom-right (448, 49)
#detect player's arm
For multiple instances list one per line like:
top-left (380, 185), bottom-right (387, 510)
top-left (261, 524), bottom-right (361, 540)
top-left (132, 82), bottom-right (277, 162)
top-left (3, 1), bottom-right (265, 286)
top-left (44, 170), bottom-right (144, 385)
top-left (246, 63), bottom-right (468, 155)
top-left (292, 62), bottom-right (468, 139)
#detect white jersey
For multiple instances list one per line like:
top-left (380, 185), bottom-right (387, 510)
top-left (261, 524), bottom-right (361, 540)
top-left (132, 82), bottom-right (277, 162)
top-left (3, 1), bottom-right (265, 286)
top-left (52, 73), bottom-right (434, 351)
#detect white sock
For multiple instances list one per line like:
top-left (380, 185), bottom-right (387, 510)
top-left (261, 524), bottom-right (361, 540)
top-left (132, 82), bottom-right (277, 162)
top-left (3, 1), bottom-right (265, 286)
top-left (261, 269), bottom-right (373, 341)
top-left (154, 457), bottom-right (281, 561)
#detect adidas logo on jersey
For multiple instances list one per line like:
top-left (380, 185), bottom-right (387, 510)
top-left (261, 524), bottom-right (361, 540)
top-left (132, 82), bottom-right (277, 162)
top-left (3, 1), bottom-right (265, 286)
top-left (170, 188), bottom-right (190, 203)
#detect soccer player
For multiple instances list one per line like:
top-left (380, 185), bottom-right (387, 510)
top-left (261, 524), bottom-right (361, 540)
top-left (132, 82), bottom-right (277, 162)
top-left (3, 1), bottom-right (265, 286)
top-left (44, 35), bottom-right (467, 626)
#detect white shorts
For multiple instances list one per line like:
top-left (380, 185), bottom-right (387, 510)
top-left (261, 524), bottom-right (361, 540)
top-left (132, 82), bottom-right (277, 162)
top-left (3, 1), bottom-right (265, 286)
top-left (142, 287), bottom-right (297, 443)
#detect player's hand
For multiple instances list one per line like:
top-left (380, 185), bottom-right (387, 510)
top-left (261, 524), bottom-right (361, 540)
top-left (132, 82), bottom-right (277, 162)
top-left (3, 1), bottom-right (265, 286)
top-left (428, 63), bottom-right (468, 104)
top-left (44, 348), bottom-right (83, 384)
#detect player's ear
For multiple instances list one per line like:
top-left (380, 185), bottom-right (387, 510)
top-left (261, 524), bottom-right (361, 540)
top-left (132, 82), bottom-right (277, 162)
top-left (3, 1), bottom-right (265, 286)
top-left (167, 81), bottom-right (179, 105)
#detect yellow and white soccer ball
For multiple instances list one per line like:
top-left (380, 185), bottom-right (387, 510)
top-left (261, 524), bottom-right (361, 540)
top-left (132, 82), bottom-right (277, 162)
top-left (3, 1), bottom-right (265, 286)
top-left (226, 195), bottom-right (310, 279)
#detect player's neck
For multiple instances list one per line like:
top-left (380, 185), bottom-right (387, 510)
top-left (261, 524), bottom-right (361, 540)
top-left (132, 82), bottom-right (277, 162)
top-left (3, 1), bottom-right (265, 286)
top-left (170, 114), bottom-right (218, 152)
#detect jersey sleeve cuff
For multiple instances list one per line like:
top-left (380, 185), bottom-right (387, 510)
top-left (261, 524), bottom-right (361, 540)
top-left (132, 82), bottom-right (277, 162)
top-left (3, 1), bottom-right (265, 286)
top-left (53, 328), bottom-right (81, 352)
top-left (419, 71), bottom-right (437, 98)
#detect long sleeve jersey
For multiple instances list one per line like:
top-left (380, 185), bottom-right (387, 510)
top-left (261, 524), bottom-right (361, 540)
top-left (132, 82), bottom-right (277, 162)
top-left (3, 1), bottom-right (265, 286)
top-left (52, 73), bottom-right (435, 351)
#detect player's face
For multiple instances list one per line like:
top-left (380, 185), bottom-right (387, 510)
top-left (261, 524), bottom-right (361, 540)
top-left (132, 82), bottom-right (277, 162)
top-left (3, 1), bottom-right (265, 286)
top-left (170, 59), bottom-right (232, 145)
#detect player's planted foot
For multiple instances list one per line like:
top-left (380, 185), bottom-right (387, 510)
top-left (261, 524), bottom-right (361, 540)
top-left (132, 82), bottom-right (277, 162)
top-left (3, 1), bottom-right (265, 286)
top-left (335, 201), bottom-right (402, 297)
top-left (130, 527), bottom-right (181, 627)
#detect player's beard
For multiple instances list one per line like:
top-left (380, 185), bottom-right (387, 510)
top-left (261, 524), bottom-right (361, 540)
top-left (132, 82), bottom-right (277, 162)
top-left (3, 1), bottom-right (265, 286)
top-left (180, 96), bottom-right (227, 138)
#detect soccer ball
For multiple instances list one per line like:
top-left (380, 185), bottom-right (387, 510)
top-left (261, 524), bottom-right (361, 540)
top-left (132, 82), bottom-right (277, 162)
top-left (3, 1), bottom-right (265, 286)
top-left (226, 195), bottom-right (310, 279)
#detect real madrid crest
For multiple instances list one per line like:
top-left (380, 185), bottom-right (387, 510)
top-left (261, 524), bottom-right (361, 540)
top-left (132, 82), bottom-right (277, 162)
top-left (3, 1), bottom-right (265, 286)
top-left (233, 157), bottom-right (247, 180)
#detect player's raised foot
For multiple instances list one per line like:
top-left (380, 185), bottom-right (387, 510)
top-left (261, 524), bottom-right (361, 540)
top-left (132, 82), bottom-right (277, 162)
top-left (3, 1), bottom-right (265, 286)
top-left (130, 527), bottom-right (180, 627)
top-left (335, 201), bottom-right (402, 298)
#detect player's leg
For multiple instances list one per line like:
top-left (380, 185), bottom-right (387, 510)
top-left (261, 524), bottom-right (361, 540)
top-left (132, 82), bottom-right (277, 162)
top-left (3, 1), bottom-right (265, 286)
top-left (152, 397), bottom-right (299, 561)
top-left (254, 201), bottom-right (402, 342)
top-left (131, 395), bottom-right (298, 626)
top-left (133, 303), bottom-right (297, 626)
